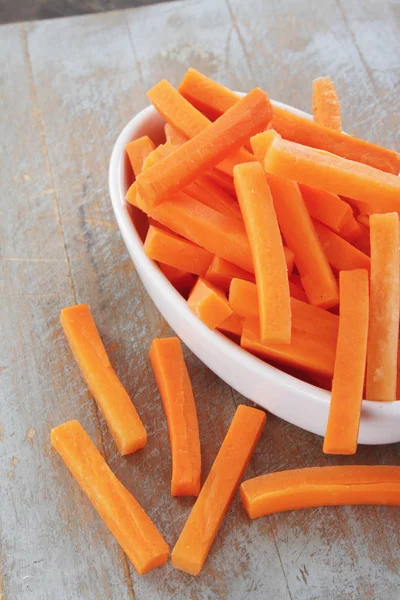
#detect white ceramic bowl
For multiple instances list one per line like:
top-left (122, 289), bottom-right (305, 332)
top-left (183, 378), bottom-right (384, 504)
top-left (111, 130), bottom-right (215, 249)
top-left (109, 97), bottom-right (400, 445)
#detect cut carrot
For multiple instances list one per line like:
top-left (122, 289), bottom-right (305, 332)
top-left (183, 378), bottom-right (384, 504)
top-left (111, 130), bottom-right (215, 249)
top-left (205, 256), bottom-right (255, 293)
top-left (164, 123), bottom-right (188, 145)
top-left (241, 317), bottom-right (336, 378)
top-left (299, 184), bottom-right (352, 234)
top-left (340, 215), bottom-right (364, 242)
top-left (142, 143), bottom-right (173, 171)
top-left (240, 465), bottom-right (400, 518)
top-left (351, 223), bottom-right (371, 256)
top-left (137, 88), bottom-right (272, 206)
top-left (264, 133), bottom-right (400, 212)
top-left (51, 421), bottom-right (168, 574)
top-left (217, 313), bottom-right (244, 339)
top-left (266, 173), bottom-right (339, 309)
top-left (187, 278), bottom-right (232, 329)
top-left (171, 404), bottom-right (266, 575)
top-left (312, 77), bottom-right (342, 131)
top-left (178, 69), bottom-right (400, 174)
top-left (289, 279), bottom-right (308, 302)
top-left (126, 136), bottom-right (156, 177)
top-left (149, 338), bottom-right (201, 497)
top-left (230, 279), bottom-right (338, 342)
top-left (323, 269), bottom-right (369, 455)
top-left (158, 263), bottom-right (195, 295)
top-left (126, 181), bottom-right (139, 208)
top-left (357, 214), bottom-right (370, 228)
top-left (60, 305), bottom-right (146, 455)
top-left (234, 162), bottom-right (291, 344)
top-left (144, 225), bottom-right (213, 276)
top-left (366, 213), bottom-right (400, 401)
top-left (313, 221), bottom-right (371, 273)
top-left (147, 79), bottom-right (255, 178)
top-left (207, 169), bottom-right (237, 197)
top-left (185, 177), bottom-right (242, 219)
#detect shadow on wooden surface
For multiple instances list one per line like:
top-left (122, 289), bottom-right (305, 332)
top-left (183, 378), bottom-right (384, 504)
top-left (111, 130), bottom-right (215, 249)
top-left (0, 0), bottom-right (177, 24)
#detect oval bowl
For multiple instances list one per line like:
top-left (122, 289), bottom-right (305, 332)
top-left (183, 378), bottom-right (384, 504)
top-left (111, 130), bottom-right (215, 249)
top-left (109, 96), bottom-right (400, 445)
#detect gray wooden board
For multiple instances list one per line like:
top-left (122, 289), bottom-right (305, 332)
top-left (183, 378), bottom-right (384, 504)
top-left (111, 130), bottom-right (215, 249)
top-left (0, 1), bottom-right (400, 598)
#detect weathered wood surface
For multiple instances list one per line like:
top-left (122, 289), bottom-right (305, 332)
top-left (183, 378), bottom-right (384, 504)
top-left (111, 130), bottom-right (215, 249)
top-left (1, 1), bottom-right (399, 598)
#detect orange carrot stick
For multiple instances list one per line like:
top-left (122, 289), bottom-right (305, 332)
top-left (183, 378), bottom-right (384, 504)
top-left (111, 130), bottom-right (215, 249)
top-left (240, 465), bottom-right (400, 518)
top-left (312, 77), bottom-right (342, 131)
top-left (205, 256), bottom-right (255, 293)
top-left (149, 338), bottom-right (201, 497)
top-left (178, 69), bottom-right (400, 174)
top-left (60, 305), bottom-right (146, 455)
top-left (366, 213), bottom-right (400, 401)
top-left (217, 313), bottom-right (244, 339)
top-left (164, 123), bottom-right (188, 145)
top-left (264, 133), bottom-right (400, 212)
top-left (323, 269), bottom-right (369, 455)
top-left (185, 177), bottom-right (242, 219)
top-left (289, 278), bottom-right (308, 302)
top-left (138, 88), bottom-right (272, 206)
top-left (51, 420), bottom-right (168, 574)
top-left (158, 263), bottom-right (195, 295)
top-left (340, 215), bottom-right (364, 242)
top-left (234, 162), bottom-right (291, 344)
top-left (313, 221), bottom-right (371, 273)
top-left (299, 184), bottom-right (352, 234)
top-left (207, 169), bottom-right (237, 197)
top-left (144, 225), bottom-right (213, 276)
top-left (187, 278), bottom-right (232, 329)
top-left (266, 174), bottom-right (339, 309)
top-left (230, 279), bottom-right (338, 341)
top-left (147, 80), bottom-right (255, 178)
top-left (241, 317), bottom-right (336, 378)
top-left (126, 136), bottom-right (156, 176)
top-left (171, 405), bottom-right (266, 575)
top-left (351, 223), bottom-right (371, 256)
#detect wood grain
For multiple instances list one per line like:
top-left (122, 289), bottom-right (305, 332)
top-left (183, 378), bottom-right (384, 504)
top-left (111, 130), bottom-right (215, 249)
top-left (1, 1), bottom-right (399, 598)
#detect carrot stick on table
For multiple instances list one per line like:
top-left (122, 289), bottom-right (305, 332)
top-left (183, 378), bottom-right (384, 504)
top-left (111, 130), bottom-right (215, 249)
top-left (147, 79), bottom-right (255, 177)
top-left (187, 278), bottom-right (232, 330)
top-left (144, 225), bottom-right (213, 276)
top-left (234, 162), bottom-right (291, 344)
top-left (126, 136), bottom-right (156, 176)
top-left (171, 404), bottom-right (266, 575)
top-left (241, 317), bottom-right (336, 378)
top-left (149, 338), bottom-right (201, 497)
top-left (264, 173), bottom-right (339, 309)
top-left (158, 263), bottom-right (195, 296)
top-left (60, 305), bottom-right (146, 455)
top-left (366, 213), bottom-right (400, 401)
top-left (263, 132), bottom-right (400, 213)
top-left (137, 87), bottom-right (272, 206)
top-left (323, 269), bottom-right (369, 455)
top-left (240, 465), bottom-right (400, 518)
top-left (312, 77), bottom-right (342, 131)
top-left (51, 420), bottom-right (168, 574)
top-left (313, 221), bottom-right (371, 273)
top-left (299, 184), bottom-right (352, 234)
top-left (205, 256), bottom-right (255, 293)
top-left (178, 68), bottom-right (400, 174)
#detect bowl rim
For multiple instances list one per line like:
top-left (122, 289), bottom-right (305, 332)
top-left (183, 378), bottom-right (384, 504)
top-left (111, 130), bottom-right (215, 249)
top-left (109, 95), bottom-right (400, 440)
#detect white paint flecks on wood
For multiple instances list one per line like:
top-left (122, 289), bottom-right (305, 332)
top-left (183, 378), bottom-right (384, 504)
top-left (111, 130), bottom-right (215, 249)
top-left (1, 1), bottom-right (400, 599)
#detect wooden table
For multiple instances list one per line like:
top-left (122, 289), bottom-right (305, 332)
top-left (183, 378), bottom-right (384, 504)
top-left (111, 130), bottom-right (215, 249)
top-left (1, 1), bottom-right (400, 598)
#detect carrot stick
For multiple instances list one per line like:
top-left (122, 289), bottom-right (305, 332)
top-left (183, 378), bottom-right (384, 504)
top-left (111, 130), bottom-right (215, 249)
top-left (234, 162), bottom-right (291, 344)
top-left (171, 404), bottom-right (266, 575)
top-left (266, 173), bottom-right (339, 309)
top-left (158, 263), bottom-right (195, 295)
top-left (144, 225), bottom-right (213, 276)
top-left (230, 279), bottom-right (338, 341)
top-left (147, 79), bottom-right (255, 177)
top-left (312, 77), bottom-right (342, 131)
top-left (264, 133), bottom-right (400, 212)
top-left (207, 169), bottom-right (237, 197)
top-left (299, 184), bottom-right (352, 234)
top-left (323, 269), bottom-right (369, 455)
top-left (126, 136), bottom-right (156, 176)
top-left (366, 213), bottom-right (400, 401)
top-left (217, 313), bottom-right (244, 339)
top-left (185, 177), bottom-right (242, 219)
top-left (60, 305), bottom-right (146, 455)
top-left (240, 465), bottom-right (400, 518)
top-left (313, 221), bottom-right (371, 273)
top-left (51, 420), bottom-right (168, 574)
top-left (340, 215), bottom-right (364, 242)
top-left (149, 338), bottom-right (201, 497)
top-left (164, 123), bottom-right (188, 145)
top-left (187, 278), bottom-right (232, 329)
top-left (138, 88), bottom-right (272, 206)
top-left (352, 223), bottom-right (371, 256)
top-left (241, 317), bottom-right (336, 378)
top-left (126, 181), bottom-right (139, 208)
top-left (289, 277), bottom-right (308, 302)
top-left (178, 69), bottom-right (400, 174)
top-left (205, 256), bottom-right (255, 293)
